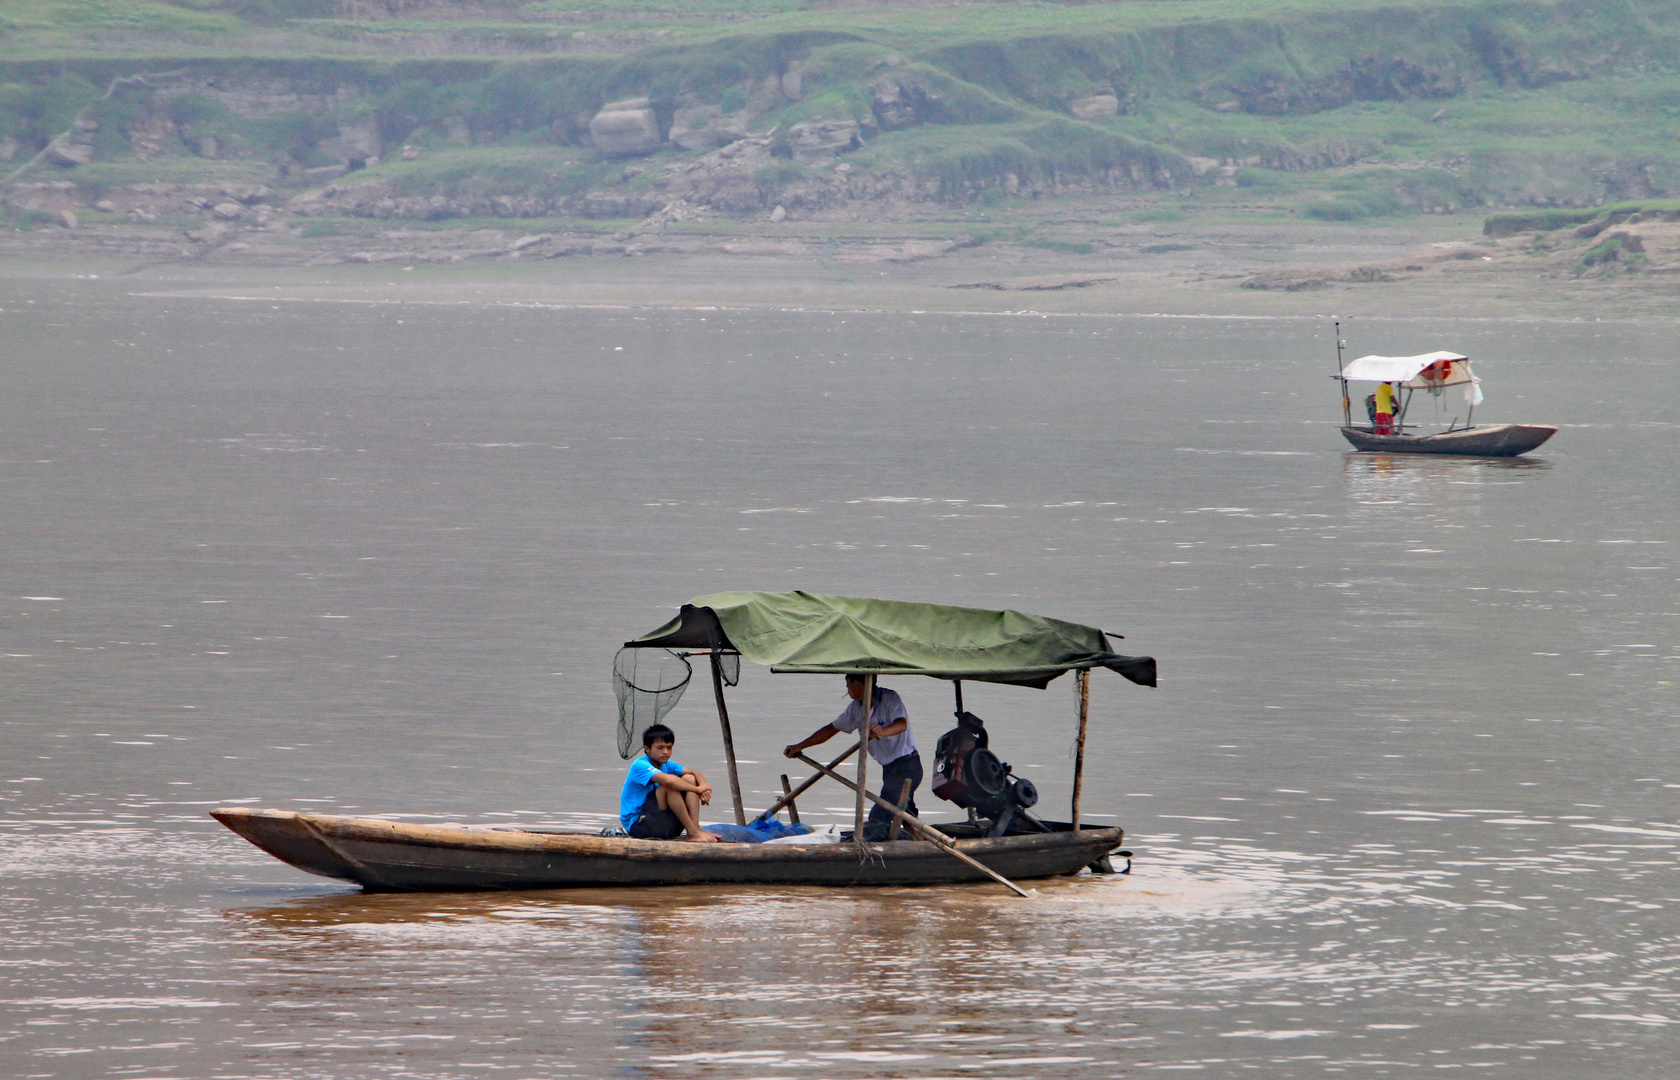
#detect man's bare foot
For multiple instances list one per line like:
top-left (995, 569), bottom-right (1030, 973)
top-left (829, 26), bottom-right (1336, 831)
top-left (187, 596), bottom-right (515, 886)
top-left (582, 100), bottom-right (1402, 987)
top-left (683, 830), bottom-right (721, 843)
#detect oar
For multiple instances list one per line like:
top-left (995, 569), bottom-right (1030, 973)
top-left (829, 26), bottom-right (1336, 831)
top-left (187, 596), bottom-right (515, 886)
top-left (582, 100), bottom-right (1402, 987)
top-left (795, 752), bottom-right (1031, 898)
top-left (756, 743), bottom-right (859, 821)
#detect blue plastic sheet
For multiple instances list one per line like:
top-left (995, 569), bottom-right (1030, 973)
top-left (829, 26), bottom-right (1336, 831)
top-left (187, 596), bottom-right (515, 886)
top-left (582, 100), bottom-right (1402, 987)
top-left (703, 818), bottom-right (812, 843)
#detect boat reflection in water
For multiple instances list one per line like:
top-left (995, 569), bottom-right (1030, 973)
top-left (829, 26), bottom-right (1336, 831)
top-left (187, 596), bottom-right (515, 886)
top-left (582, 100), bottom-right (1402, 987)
top-left (1340, 451), bottom-right (1554, 538)
top-left (222, 877), bottom-right (1135, 1073)
top-left (1342, 449), bottom-right (1553, 496)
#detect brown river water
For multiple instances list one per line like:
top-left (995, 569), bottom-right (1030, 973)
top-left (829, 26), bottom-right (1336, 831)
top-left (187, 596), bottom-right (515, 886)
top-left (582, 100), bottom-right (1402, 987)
top-left (2, 279), bottom-right (1677, 1078)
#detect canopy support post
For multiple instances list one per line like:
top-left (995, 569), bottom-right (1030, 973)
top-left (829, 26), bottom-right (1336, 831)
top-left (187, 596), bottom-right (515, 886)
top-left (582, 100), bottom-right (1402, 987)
top-left (779, 775), bottom-right (800, 826)
top-left (1335, 319), bottom-right (1351, 427)
top-left (854, 674), bottom-right (874, 843)
top-left (953, 678), bottom-right (964, 717)
top-left (886, 779), bottom-right (912, 841)
top-left (1072, 668), bottom-right (1090, 831)
top-left (710, 652), bottom-right (746, 825)
top-left (758, 743), bottom-right (859, 821)
top-left (796, 752), bottom-right (1030, 897)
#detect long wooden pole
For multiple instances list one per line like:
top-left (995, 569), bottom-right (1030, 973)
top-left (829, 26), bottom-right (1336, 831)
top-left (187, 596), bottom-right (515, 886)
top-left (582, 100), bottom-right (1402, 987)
top-left (710, 653), bottom-right (746, 825)
top-left (757, 742), bottom-right (859, 821)
top-left (854, 674), bottom-right (873, 843)
top-left (779, 776), bottom-right (800, 825)
top-left (795, 752), bottom-right (1030, 898)
top-left (1071, 667), bottom-right (1090, 831)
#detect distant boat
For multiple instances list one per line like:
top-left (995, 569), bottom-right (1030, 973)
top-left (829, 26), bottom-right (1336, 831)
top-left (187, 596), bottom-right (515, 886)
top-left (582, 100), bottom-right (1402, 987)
top-left (1330, 345), bottom-right (1556, 457)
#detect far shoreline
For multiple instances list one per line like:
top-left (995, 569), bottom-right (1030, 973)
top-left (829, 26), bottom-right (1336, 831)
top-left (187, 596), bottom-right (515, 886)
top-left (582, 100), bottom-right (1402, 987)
top-left (5, 205), bottom-right (1678, 322)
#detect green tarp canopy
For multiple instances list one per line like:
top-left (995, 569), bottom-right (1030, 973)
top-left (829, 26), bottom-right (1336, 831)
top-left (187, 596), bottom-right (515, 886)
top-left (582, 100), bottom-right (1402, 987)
top-left (626, 591), bottom-right (1156, 689)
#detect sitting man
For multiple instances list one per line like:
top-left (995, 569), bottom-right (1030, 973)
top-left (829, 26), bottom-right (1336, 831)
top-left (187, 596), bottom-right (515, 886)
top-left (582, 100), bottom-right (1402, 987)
top-left (620, 723), bottom-right (718, 843)
top-left (784, 674), bottom-right (921, 841)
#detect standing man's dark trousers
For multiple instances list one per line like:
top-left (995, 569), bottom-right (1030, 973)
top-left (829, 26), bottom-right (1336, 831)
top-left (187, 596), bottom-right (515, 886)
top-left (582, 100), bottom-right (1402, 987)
top-left (861, 751), bottom-right (923, 840)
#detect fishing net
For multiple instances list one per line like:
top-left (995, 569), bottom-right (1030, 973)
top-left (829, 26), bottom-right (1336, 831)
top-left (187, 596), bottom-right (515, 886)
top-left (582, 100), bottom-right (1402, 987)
top-left (715, 650), bottom-right (740, 687)
top-left (613, 648), bottom-right (692, 759)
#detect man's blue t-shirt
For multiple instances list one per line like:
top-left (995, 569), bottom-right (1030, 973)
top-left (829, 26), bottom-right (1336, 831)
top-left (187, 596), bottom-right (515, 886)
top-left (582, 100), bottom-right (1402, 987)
top-left (620, 755), bottom-right (685, 829)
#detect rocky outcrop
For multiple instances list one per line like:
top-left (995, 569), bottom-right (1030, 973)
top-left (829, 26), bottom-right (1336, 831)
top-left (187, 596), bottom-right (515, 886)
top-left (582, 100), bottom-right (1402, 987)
top-left (1212, 54), bottom-right (1465, 116)
top-left (784, 120), bottom-right (868, 160)
top-left (668, 104), bottom-right (745, 151)
top-left (1241, 265), bottom-right (1399, 290)
top-left (871, 78), bottom-right (944, 131)
top-left (590, 98), bottom-right (662, 157)
top-left (321, 118), bottom-right (381, 166)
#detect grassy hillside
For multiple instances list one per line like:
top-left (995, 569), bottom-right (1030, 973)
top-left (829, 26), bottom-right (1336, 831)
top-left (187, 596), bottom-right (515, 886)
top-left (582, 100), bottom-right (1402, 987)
top-left (5, 0), bottom-right (1680, 225)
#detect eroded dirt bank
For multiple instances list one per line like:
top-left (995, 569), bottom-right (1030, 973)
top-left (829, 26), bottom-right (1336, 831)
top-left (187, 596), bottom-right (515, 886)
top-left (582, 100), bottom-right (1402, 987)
top-left (4, 200), bottom-right (1678, 320)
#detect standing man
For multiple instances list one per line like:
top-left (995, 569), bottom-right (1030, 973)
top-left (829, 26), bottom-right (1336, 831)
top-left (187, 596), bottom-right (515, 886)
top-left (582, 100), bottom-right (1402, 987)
top-left (784, 674), bottom-right (921, 840)
top-left (1374, 380), bottom-right (1398, 435)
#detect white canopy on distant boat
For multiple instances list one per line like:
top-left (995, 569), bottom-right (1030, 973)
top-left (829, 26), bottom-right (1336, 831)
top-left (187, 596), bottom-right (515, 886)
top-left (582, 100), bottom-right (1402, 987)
top-left (1334, 351), bottom-right (1483, 405)
top-left (1337, 351), bottom-right (1470, 383)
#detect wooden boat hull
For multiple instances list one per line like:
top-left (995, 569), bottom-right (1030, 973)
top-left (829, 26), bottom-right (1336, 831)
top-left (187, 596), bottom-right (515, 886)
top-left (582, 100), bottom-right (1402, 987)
top-left (1340, 423), bottom-right (1557, 457)
top-left (211, 808), bottom-right (1126, 892)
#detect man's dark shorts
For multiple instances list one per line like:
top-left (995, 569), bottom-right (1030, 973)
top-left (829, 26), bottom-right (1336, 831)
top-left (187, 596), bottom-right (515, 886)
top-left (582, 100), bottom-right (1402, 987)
top-left (861, 751), bottom-right (923, 841)
top-left (628, 789), bottom-right (684, 840)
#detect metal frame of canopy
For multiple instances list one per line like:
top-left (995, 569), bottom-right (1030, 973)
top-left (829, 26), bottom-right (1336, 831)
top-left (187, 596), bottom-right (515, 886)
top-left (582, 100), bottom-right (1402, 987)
top-left (620, 594), bottom-right (1156, 894)
top-left (1330, 323), bottom-right (1483, 433)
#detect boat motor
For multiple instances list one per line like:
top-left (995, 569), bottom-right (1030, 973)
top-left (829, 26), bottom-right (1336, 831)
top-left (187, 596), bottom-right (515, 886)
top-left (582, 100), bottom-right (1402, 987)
top-left (931, 712), bottom-right (1048, 837)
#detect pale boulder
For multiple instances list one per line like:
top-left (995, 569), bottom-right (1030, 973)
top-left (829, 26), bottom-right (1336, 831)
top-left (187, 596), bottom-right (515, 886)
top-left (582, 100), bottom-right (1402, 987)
top-left (45, 137), bottom-right (94, 167)
top-left (1070, 94), bottom-right (1120, 119)
top-left (590, 98), bottom-right (661, 157)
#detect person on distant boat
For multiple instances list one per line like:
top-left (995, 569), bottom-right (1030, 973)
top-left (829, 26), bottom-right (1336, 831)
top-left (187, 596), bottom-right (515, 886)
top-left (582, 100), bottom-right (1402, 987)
top-left (620, 723), bottom-right (718, 842)
top-left (1374, 381), bottom-right (1398, 435)
top-left (784, 674), bottom-right (921, 841)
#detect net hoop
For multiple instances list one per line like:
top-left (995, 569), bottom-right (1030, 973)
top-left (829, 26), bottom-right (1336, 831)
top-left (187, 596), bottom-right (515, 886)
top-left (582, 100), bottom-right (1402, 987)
top-left (612, 648), bottom-right (693, 759)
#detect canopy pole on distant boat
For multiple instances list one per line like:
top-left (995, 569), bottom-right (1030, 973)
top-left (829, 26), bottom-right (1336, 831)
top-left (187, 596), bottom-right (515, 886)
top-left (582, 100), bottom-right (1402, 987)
top-left (1072, 667), bottom-right (1091, 831)
top-left (854, 673), bottom-right (874, 843)
top-left (1335, 320), bottom-right (1351, 427)
top-left (953, 678), bottom-right (964, 718)
top-left (710, 652), bottom-right (746, 825)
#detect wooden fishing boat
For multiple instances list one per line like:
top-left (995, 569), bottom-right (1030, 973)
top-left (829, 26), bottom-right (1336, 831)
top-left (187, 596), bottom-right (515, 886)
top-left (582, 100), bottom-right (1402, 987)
top-left (211, 807), bottom-right (1126, 892)
top-left (1329, 338), bottom-right (1556, 457)
top-left (214, 592), bottom-right (1156, 897)
top-left (1339, 423), bottom-right (1557, 457)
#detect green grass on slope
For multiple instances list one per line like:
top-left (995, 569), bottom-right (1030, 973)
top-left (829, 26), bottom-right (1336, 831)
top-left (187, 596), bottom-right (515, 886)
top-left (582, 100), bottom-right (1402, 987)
top-left (0, 0), bottom-right (247, 33)
top-left (7, 0), bottom-right (1680, 222)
